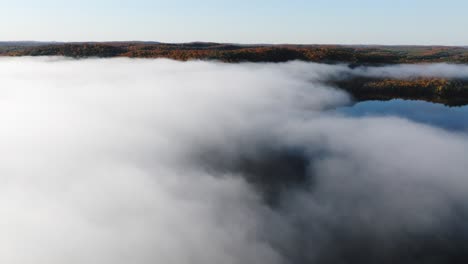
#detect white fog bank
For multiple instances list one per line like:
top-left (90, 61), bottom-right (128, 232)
top-left (0, 58), bottom-right (467, 264)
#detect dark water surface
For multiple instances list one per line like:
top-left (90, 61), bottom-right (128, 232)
top-left (337, 99), bottom-right (468, 132)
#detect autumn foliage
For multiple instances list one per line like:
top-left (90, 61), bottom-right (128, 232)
top-left (332, 77), bottom-right (468, 106)
top-left (2, 42), bottom-right (468, 64)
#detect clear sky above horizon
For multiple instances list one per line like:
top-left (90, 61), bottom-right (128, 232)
top-left (1, 0), bottom-right (467, 45)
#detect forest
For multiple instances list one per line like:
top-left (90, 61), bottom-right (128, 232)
top-left (331, 77), bottom-right (468, 106)
top-left (1, 42), bottom-right (468, 64)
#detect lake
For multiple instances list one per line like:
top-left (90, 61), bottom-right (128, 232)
top-left (337, 99), bottom-right (468, 132)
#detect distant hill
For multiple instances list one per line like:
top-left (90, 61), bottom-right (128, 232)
top-left (1, 42), bottom-right (468, 65)
top-left (0, 41), bottom-right (63, 47)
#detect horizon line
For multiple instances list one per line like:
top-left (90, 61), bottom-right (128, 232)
top-left (1, 40), bottom-right (467, 48)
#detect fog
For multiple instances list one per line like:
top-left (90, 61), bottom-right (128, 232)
top-left (350, 63), bottom-right (468, 79)
top-left (0, 57), bottom-right (467, 264)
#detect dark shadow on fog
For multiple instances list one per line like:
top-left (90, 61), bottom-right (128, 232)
top-left (194, 143), bottom-right (468, 264)
top-left (196, 146), bottom-right (313, 206)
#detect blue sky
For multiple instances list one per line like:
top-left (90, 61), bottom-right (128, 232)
top-left (1, 0), bottom-right (467, 45)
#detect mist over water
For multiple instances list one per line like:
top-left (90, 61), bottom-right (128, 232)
top-left (350, 63), bottom-right (468, 79)
top-left (1, 57), bottom-right (468, 264)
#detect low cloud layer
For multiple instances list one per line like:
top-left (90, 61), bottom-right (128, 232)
top-left (350, 63), bottom-right (468, 79)
top-left (0, 58), bottom-right (468, 264)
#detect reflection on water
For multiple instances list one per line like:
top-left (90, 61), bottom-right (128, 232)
top-left (338, 99), bottom-right (468, 132)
